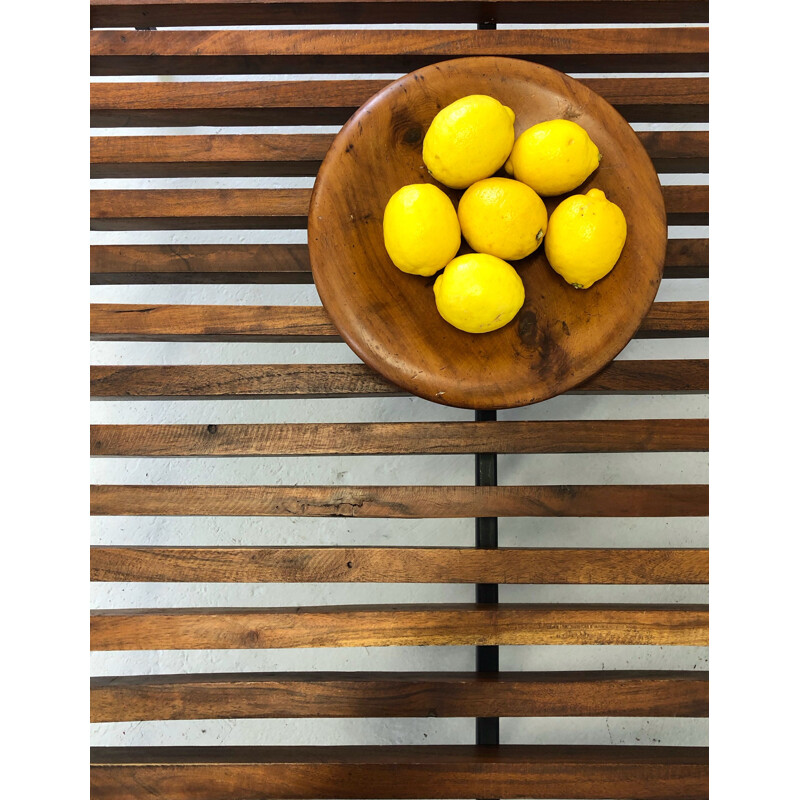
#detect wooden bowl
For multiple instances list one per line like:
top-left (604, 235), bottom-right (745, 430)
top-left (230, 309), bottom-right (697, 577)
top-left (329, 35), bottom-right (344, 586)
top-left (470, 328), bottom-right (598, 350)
top-left (308, 57), bottom-right (666, 410)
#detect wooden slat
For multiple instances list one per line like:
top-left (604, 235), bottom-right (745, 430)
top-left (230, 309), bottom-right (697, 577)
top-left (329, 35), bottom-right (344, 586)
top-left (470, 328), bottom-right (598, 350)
top-left (90, 185), bottom-right (706, 230)
top-left (90, 28), bottom-right (709, 76)
top-left (90, 484), bottom-right (709, 517)
top-left (90, 359), bottom-right (708, 398)
top-left (90, 134), bottom-right (335, 179)
top-left (91, 0), bottom-right (710, 27)
top-left (90, 604), bottom-right (709, 649)
top-left (91, 744), bottom-right (708, 799)
top-left (664, 238), bottom-right (708, 279)
top-left (90, 238), bottom-right (708, 284)
top-left (91, 546), bottom-right (709, 584)
top-left (90, 243), bottom-right (312, 284)
top-left (90, 670), bottom-right (709, 721)
top-left (90, 130), bottom-right (708, 178)
top-left (636, 301), bottom-right (708, 338)
top-left (90, 77), bottom-right (708, 127)
top-left (637, 130), bottom-right (708, 173)
top-left (89, 301), bottom-right (708, 341)
top-left (90, 419), bottom-right (709, 456)
top-left (661, 184), bottom-right (708, 225)
top-left (90, 189), bottom-right (309, 231)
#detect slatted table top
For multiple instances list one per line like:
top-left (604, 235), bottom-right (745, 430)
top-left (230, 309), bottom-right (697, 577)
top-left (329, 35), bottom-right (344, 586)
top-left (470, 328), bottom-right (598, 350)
top-left (90, 2), bottom-right (709, 798)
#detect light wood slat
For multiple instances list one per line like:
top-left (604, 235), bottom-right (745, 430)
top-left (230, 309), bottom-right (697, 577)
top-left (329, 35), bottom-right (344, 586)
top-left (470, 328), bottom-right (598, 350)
top-left (90, 420), bottom-right (709, 456)
top-left (90, 28), bottom-right (709, 76)
top-left (89, 359), bottom-right (709, 398)
top-left (89, 186), bottom-right (706, 230)
top-left (90, 604), bottom-right (709, 649)
top-left (91, 134), bottom-right (334, 178)
top-left (91, 546), bottom-right (709, 584)
top-left (89, 238), bottom-right (708, 284)
top-left (90, 77), bottom-right (709, 127)
top-left (91, 0), bottom-right (710, 27)
top-left (90, 130), bottom-right (708, 178)
top-left (90, 301), bottom-right (707, 342)
top-left (90, 670), bottom-right (709, 722)
top-left (90, 744), bottom-right (708, 799)
top-left (90, 484), bottom-right (709, 517)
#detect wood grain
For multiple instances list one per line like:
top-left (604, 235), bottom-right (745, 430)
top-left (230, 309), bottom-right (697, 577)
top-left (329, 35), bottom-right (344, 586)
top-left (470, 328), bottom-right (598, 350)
top-left (90, 130), bottom-right (707, 178)
top-left (90, 744), bottom-right (708, 799)
top-left (89, 302), bottom-right (708, 341)
top-left (90, 0), bottom-right (710, 27)
top-left (90, 186), bottom-right (702, 230)
top-left (89, 239), bottom-right (708, 284)
top-left (90, 670), bottom-right (709, 722)
top-left (89, 359), bottom-right (709, 398)
top-left (90, 546), bottom-right (709, 584)
top-left (90, 77), bottom-right (708, 127)
top-left (90, 604), bottom-right (709, 650)
top-left (90, 484), bottom-right (709, 517)
top-left (90, 28), bottom-right (709, 75)
top-left (90, 419), bottom-right (709, 456)
top-left (90, 244), bottom-right (312, 284)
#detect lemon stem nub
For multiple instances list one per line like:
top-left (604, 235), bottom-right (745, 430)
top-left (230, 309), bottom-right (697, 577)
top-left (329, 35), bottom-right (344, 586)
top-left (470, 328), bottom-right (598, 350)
top-left (536, 229), bottom-right (544, 242)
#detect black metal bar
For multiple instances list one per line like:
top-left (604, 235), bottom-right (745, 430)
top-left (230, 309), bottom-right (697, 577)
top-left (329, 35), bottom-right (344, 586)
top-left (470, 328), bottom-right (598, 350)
top-left (475, 408), bottom-right (499, 748)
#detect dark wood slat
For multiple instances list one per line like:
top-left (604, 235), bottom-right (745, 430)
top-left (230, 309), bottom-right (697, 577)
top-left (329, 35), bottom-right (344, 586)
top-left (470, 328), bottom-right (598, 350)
top-left (90, 670), bottom-right (709, 722)
top-left (90, 77), bottom-right (708, 127)
top-left (89, 301), bottom-right (708, 342)
top-left (90, 244), bottom-right (312, 284)
top-left (90, 28), bottom-right (709, 76)
top-left (90, 484), bottom-right (709, 517)
top-left (636, 301), bottom-right (708, 338)
top-left (637, 130), bottom-right (708, 173)
top-left (90, 744), bottom-right (708, 799)
top-left (91, 0), bottom-right (710, 27)
top-left (90, 420), bottom-right (709, 456)
top-left (90, 186), bottom-right (705, 230)
top-left (90, 130), bottom-right (708, 178)
top-left (90, 604), bottom-right (709, 649)
top-left (90, 239), bottom-right (708, 284)
top-left (664, 238), bottom-right (708, 279)
top-left (90, 189), bottom-right (309, 231)
top-left (91, 545), bottom-right (709, 584)
top-left (661, 184), bottom-right (708, 225)
top-left (89, 359), bottom-right (709, 398)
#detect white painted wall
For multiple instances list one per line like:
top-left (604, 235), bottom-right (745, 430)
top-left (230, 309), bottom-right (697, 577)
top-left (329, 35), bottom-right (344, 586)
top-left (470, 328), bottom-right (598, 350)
top-left (90, 22), bottom-right (709, 754)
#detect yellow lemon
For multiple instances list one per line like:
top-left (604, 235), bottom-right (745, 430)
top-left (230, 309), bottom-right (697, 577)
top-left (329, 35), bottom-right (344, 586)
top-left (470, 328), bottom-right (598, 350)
top-left (422, 95), bottom-right (516, 189)
top-left (544, 188), bottom-right (627, 289)
top-left (382, 183), bottom-right (461, 276)
top-left (505, 119), bottom-right (600, 196)
top-left (433, 253), bottom-right (524, 333)
top-left (458, 177), bottom-right (548, 261)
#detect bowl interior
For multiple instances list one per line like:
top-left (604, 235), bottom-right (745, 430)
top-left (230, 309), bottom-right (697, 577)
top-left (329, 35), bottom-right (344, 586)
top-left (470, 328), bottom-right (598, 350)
top-left (309, 57), bottom-right (666, 409)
